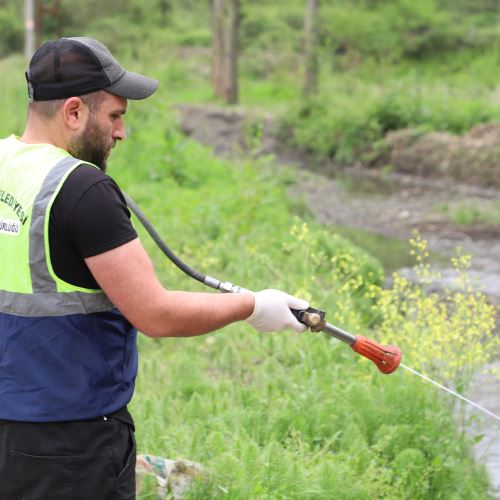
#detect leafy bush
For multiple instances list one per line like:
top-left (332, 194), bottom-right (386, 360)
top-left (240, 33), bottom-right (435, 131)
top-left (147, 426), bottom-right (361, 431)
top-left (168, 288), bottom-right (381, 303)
top-left (0, 57), bottom-right (28, 136)
top-left (173, 29), bottom-right (211, 47)
top-left (278, 93), bottom-right (382, 163)
top-left (0, 7), bottom-right (23, 57)
top-left (240, 4), bottom-right (302, 54)
top-left (279, 68), bottom-right (500, 164)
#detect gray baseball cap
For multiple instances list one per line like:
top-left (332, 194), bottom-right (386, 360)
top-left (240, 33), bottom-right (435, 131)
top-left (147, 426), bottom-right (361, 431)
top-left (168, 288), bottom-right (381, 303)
top-left (26, 37), bottom-right (158, 101)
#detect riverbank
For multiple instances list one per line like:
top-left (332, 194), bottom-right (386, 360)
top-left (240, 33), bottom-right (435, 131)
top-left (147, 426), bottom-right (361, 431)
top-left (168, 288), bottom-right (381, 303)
top-left (290, 165), bottom-right (500, 498)
top-left (177, 104), bottom-right (500, 304)
top-left (176, 103), bottom-right (500, 497)
top-left (290, 165), bottom-right (500, 306)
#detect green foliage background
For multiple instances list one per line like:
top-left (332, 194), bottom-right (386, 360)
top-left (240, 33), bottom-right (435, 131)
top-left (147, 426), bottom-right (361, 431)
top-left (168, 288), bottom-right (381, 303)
top-left (2, 0), bottom-right (499, 163)
top-left (1, 1), bottom-right (498, 498)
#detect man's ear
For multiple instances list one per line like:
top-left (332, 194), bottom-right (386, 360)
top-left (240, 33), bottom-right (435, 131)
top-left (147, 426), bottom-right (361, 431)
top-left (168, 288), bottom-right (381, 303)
top-left (62, 97), bottom-right (88, 131)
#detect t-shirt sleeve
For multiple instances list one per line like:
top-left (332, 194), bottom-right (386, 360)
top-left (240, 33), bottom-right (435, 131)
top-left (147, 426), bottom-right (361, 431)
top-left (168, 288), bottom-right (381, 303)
top-left (49, 164), bottom-right (138, 288)
top-left (70, 177), bottom-right (138, 258)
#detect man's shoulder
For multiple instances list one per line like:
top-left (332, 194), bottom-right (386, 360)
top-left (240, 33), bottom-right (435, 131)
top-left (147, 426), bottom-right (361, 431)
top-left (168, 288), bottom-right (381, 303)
top-left (56, 163), bottom-right (122, 215)
top-left (67, 163), bottom-right (113, 186)
top-left (62, 163), bottom-right (122, 198)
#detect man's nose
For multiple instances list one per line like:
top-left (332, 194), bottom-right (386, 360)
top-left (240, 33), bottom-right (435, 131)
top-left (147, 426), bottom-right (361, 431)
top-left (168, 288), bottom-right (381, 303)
top-left (113, 121), bottom-right (127, 141)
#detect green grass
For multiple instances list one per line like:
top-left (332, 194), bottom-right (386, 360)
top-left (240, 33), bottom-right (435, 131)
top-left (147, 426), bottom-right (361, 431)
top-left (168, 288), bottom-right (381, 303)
top-left (436, 200), bottom-right (500, 226)
top-left (0, 55), bottom-right (28, 136)
top-left (132, 332), bottom-right (490, 499)
top-left (107, 92), bottom-right (490, 498)
top-left (0, 39), bottom-right (494, 500)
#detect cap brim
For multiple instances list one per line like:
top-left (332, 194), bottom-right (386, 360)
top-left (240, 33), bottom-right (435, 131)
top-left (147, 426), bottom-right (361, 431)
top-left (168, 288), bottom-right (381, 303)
top-left (106, 70), bottom-right (158, 100)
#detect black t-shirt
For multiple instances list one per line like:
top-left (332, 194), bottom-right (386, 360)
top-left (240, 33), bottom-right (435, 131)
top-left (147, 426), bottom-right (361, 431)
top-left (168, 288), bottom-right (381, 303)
top-left (49, 163), bottom-right (138, 288)
top-left (49, 163), bottom-right (138, 426)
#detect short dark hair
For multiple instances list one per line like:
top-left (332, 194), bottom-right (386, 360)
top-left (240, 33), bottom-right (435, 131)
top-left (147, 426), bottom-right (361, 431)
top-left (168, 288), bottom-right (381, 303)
top-left (28, 90), bottom-right (106, 120)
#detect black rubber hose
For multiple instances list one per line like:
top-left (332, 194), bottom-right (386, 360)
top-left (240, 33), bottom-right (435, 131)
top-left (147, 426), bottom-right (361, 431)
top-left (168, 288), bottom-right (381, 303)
top-left (123, 192), bottom-right (319, 330)
top-left (122, 192), bottom-right (207, 285)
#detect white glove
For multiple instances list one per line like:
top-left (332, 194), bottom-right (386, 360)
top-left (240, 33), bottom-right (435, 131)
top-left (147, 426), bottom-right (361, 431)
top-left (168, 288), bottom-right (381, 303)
top-left (246, 289), bottom-right (309, 333)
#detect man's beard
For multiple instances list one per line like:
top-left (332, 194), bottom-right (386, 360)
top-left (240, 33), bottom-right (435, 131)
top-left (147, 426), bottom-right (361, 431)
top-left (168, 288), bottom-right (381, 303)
top-left (68, 118), bottom-right (113, 172)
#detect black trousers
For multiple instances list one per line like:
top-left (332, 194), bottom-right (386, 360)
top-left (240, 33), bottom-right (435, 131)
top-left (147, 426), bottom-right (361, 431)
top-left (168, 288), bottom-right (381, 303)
top-left (0, 416), bottom-right (136, 500)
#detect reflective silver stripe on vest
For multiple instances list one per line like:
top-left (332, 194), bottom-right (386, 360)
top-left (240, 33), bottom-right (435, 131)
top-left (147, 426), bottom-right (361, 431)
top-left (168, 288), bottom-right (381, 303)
top-left (5, 155), bottom-right (115, 316)
top-left (30, 156), bottom-right (79, 292)
top-left (0, 289), bottom-right (114, 317)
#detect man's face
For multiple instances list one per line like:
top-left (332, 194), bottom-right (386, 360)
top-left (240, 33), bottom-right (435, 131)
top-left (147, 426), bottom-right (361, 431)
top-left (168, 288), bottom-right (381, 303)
top-left (68, 93), bottom-right (127, 171)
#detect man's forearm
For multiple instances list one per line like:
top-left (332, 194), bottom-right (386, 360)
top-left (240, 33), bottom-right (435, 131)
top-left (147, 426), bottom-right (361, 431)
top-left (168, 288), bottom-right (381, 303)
top-left (85, 238), bottom-right (307, 337)
top-left (140, 290), bottom-right (255, 337)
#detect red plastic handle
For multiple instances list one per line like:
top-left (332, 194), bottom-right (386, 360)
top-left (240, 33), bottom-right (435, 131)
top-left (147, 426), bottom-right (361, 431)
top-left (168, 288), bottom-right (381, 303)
top-left (351, 336), bottom-right (401, 374)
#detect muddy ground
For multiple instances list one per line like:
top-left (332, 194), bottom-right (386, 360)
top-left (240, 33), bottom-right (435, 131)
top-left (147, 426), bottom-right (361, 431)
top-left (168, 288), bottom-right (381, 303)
top-left (370, 124), bottom-right (500, 190)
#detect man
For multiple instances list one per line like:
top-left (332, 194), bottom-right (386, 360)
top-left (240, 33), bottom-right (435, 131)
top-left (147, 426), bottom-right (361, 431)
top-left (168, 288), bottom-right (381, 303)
top-left (0, 37), bottom-right (308, 499)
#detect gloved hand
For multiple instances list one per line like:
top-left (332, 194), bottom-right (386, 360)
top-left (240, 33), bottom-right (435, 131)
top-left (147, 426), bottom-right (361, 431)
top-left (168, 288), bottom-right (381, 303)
top-left (246, 289), bottom-right (309, 333)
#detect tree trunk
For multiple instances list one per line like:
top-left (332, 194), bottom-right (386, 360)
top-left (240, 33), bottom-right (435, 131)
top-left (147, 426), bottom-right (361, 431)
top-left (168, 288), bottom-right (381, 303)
top-left (303, 0), bottom-right (320, 98)
top-left (211, 0), bottom-right (225, 99)
top-left (223, 0), bottom-right (239, 104)
top-left (211, 0), bottom-right (239, 104)
top-left (24, 0), bottom-right (35, 61)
